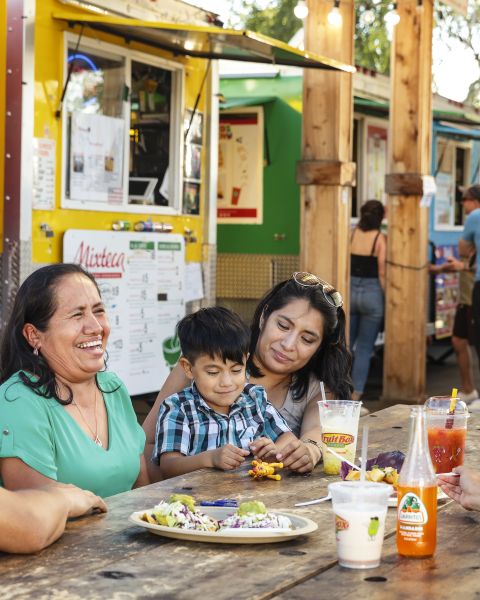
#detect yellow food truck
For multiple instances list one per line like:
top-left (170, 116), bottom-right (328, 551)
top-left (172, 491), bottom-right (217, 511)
top-left (1, 0), bottom-right (352, 394)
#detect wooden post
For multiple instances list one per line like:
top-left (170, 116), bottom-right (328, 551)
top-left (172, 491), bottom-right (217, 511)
top-left (298, 0), bottom-right (355, 300)
top-left (383, 0), bottom-right (433, 402)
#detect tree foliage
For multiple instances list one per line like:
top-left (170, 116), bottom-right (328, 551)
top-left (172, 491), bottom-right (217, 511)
top-left (354, 2), bottom-right (392, 74)
top-left (434, 0), bottom-right (480, 106)
top-left (228, 0), bottom-right (302, 42)
top-left (227, 0), bottom-right (480, 105)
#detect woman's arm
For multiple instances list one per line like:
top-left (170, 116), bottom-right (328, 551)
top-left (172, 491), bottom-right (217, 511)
top-left (376, 232), bottom-right (387, 291)
top-left (0, 485), bottom-right (106, 554)
top-left (1, 456), bottom-right (56, 490)
top-left (133, 454), bottom-right (150, 488)
top-left (142, 364), bottom-right (189, 482)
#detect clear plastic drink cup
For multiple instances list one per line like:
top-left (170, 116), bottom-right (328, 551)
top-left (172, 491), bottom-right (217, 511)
top-left (318, 400), bottom-right (363, 475)
top-left (424, 396), bottom-right (469, 474)
top-left (329, 481), bottom-right (392, 569)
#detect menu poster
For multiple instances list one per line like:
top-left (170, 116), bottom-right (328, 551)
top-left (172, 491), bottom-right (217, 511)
top-left (366, 124), bottom-right (387, 202)
top-left (433, 244), bottom-right (460, 339)
top-left (32, 138), bottom-right (55, 210)
top-left (217, 107), bottom-right (263, 224)
top-left (70, 113), bottom-right (125, 205)
top-left (434, 172), bottom-right (455, 229)
top-left (63, 230), bottom-right (185, 396)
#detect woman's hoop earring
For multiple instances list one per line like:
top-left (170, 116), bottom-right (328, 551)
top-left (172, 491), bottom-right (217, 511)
top-left (33, 346), bottom-right (39, 356)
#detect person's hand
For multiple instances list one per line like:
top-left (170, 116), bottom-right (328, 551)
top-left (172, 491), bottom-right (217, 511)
top-left (51, 484), bottom-right (107, 517)
top-left (249, 437), bottom-right (277, 460)
top-left (437, 466), bottom-right (480, 511)
top-left (209, 445), bottom-right (249, 470)
top-left (275, 439), bottom-right (316, 473)
top-left (443, 257), bottom-right (463, 272)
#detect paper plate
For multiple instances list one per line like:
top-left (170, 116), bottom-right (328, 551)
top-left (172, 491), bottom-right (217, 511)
top-left (129, 506), bottom-right (318, 544)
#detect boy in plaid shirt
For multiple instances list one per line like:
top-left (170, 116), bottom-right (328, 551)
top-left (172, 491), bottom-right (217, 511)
top-left (153, 307), bottom-right (296, 479)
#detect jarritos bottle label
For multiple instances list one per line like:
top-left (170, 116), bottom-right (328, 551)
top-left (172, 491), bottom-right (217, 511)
top-left (322, 432), bottom-right (355, 449)
top-left (397, 492), bottom-right (429, 525)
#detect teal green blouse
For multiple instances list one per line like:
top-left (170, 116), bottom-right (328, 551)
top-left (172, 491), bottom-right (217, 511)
top-left (0, 371), bottom-right (146, 497)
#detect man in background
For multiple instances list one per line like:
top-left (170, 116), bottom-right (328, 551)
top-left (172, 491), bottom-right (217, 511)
top-left (458, 184), bottom-right (480, 409)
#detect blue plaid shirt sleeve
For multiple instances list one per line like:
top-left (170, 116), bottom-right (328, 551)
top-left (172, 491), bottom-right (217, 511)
top-left (250, 385), bottom-right (291, 441)
top-left (152, 394), bottom-right (191, 463)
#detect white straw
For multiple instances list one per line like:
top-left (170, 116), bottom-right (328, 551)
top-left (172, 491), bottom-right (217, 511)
top-left (360, 424), bottom-right (369, 482)
top-left (320, 381), bottom-right (327, 403)
top-left (325, 446), bottom-right (360, 471)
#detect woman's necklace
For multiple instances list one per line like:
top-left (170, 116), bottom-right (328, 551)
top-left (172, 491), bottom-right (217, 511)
top-left (72, 385), bottom-right (103, 447)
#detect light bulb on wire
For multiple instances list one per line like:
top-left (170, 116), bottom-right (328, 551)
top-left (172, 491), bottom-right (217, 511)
top-left (293, 0), bottom-right (309, 20)
top-left (327, 0), bottom-right (342, 26)
top-left (359, 8), bottom-right (375, 26)
top-left (384, 2), bottom-right (400, 26)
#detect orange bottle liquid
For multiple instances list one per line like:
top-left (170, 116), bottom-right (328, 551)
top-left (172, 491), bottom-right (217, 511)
top-left (396, 485), bottom-right (437, 557)
top-left (396, 407), bottom-right (437, 558)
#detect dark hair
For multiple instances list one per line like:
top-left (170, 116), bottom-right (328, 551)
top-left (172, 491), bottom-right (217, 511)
top-left (177, 306), bottom-right (250, 365)
top-left (0, 263), bottom-right (103, 404)
top-left (358, 200), bottom-right (385, 231)
top-left (463, 184), bottom-right (480, 202)
top-left (248, 277), bottom-right (353, 400)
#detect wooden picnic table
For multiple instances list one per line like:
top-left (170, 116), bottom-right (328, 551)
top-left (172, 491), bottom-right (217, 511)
top-left (2, 404), bottom-right (480, 600)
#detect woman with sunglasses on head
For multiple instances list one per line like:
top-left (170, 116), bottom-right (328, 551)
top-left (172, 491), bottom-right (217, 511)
top-left (349, 200), bottom-right (386, 405)
top-left (143, 272), bottom-right (352, 479)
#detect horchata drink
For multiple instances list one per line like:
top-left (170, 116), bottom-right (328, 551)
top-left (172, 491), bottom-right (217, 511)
top-left (329, 481), bottom-right (392, 569)
top-left (318, 400), bottom-right (362, 475)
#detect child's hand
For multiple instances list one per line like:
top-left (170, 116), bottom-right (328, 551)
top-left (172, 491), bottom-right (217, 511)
top-left (249, 437), bottom-right (277, 460)
top-left (209, 444), bottom-right (249, 470)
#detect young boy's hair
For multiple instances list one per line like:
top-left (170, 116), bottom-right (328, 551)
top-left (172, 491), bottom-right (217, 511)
top-left (177, 306), bottom-right (250, 365)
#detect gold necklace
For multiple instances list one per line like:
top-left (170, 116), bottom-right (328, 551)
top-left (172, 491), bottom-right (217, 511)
top-left (72, 385), bottom-right (103, 447)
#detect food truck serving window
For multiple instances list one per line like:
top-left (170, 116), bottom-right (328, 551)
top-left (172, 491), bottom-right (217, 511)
top-left (62, 35), bottom-right (183, 214)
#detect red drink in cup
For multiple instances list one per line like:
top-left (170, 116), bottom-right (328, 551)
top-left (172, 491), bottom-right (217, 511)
top-left (425, 396), bottom-right (469, 474)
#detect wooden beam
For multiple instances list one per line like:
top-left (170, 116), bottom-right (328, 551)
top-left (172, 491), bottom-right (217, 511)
top-left (383, 0), bottom-right (433, 402)
top-left (298, 0), bottom-right (354, 297)
top-left (385, 173), bottom-right (424, 195)
top-left (296, 160), bottom-right (356, 186)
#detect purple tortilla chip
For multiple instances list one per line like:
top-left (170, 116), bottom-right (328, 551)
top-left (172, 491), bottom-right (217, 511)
top-left (340, 451), bottom-right (405, 480)
top-left (365, 451), bottom-right (405, 472)
top-left (340, 461), bottom-right (352, 480)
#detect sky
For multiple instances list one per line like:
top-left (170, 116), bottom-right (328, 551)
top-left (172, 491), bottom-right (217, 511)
top-left (190, 0), bottom-right (479, 103)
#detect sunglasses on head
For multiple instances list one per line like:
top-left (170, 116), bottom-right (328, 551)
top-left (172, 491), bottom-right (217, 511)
top-left (292, 272), bottom-right (343, 308)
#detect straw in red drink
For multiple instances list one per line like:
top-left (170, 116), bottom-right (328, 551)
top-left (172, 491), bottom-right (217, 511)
top-left (445, 388), bottom-right (457, 430)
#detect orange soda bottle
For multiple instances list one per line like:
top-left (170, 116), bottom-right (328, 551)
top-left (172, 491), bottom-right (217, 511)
top-left (396, 406), bottom-right (437, 557)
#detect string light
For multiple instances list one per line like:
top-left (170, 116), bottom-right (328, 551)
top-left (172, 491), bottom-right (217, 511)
top-left (359, 8), bottom-right (375, 26)
top-left (384, 2), bottom-right (400, 26)
top-left (293, 0), bottom-right (309, 20)
top-left (327, 0), bottom-right (342, 26)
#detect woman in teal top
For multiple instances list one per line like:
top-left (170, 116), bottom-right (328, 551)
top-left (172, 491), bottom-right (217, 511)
top-left (0, 264), bottom-right (148, 497)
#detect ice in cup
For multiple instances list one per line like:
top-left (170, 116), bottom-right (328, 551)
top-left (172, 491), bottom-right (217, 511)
top-left (318, 400), bottom-right (362, 475)
top-left (425, 396), bottom-right (469, 474)
top-left (329, 481), bottom-right (392, 569)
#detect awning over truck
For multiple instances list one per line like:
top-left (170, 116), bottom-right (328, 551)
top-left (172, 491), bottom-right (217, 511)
top-left (53, 12), bottom-right (355, 73)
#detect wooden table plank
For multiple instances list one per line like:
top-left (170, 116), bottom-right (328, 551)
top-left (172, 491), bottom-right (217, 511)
top-left (275, 502), bottom-right (480, 600)
top-left (1, 406), bottom-right (478, 599)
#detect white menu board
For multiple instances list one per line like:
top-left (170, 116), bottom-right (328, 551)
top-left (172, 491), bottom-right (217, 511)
top-left (63, 230), bottom-right (185, 396)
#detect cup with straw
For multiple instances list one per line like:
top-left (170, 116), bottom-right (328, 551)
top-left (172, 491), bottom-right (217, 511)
top-left (328, 421), bottom-right (391, 569)
top-left (425, 388), bottom-right (469, 474)
top-left (318, 385), bottom-right (363, 475)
